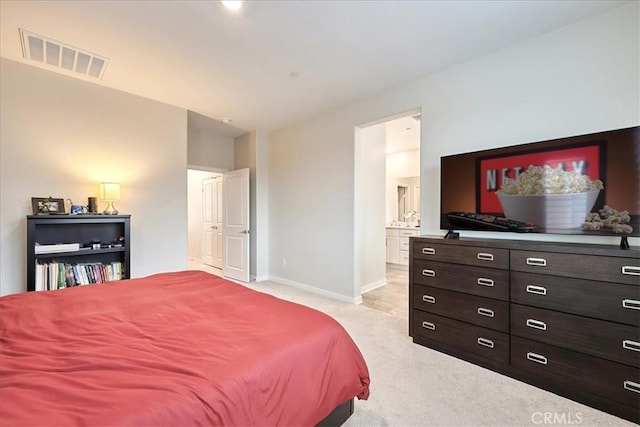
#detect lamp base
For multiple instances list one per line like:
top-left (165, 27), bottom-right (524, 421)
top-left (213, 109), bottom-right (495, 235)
top-left (103, 201), bottom-right (119, 215)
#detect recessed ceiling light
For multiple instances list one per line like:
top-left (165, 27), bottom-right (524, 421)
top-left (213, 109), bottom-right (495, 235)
top-left (221, 1), bottom-right (242, 11)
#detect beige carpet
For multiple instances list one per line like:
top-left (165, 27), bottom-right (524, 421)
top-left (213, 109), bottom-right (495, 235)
top-left (190, 262), bottom-right (634, 426)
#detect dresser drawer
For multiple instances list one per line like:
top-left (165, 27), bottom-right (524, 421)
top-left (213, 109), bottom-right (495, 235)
top-left (412, 241), bottom-right (509, 269)
top-left (413, 259), bottom-right (509, 301)
top-left (511, 250), bottom-right (640, 285)
top-left (511, 304), bottom-right (640, 367)
top-left (512, 336), bottom-right (640, 409)
top-left (413, 310), bottom-right (509, 363)
top-left (414, 285), bottom-right (509, 332)
top-left (512, 271), bottom-right (640, 326)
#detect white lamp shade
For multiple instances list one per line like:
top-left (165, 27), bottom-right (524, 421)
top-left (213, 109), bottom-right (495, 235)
top-left (100, 183), bottom-right (121, 201)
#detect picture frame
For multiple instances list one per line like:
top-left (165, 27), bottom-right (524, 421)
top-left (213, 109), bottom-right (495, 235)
top-left (31, 197), bottom-right (66, 215)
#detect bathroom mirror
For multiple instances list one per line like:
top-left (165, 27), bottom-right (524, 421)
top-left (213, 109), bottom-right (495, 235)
top-left (397, 176), bottom-right (420, 222)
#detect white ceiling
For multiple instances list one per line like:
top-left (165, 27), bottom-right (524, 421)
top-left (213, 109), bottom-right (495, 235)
top-left (386, 115), bottom-right (421, 154)
top-left (0, 0), bottom-right (628, 136)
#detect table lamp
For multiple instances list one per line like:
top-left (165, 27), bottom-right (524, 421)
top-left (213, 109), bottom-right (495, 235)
top-left (100, 182), bottom-right (120, 215)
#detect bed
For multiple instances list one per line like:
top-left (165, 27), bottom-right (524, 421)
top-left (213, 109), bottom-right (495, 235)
top-left (0, 270), bottom-right (370, 426)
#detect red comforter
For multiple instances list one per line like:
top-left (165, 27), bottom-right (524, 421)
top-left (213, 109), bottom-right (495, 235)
top-left (0, 271), bottom-right (369, 426)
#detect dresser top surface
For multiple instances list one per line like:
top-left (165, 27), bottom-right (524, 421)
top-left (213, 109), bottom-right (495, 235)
top-left (413, 235), bottom-right (639, 259)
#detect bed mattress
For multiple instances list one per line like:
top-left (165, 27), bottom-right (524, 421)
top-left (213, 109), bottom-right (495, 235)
top-left (0, 270), bottom-right (370, 426)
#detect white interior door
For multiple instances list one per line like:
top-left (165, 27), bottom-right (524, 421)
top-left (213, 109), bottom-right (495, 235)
top-left (202, 176), bottom-right (223, 269)
top-left (222, 168), bottom-right (250, 282)
top-left (202, 177), bottom-right (215, 266)
top-left (214, 177), bottom-right (223, 268)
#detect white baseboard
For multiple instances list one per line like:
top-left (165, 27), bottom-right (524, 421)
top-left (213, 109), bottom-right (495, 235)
top-left (361, 278), bottom-right (387, 294)
top-left (269, 275), bottom-right (362, 304)
top-left (254, 275), bottom-right (269, 282)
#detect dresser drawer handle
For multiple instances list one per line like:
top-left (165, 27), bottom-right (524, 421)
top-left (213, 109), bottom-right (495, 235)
top-left (477, 278), bottom-right (494, 287)
top-left (422, 321), bottom-right (436, 330)
top-left (526, 285), bottom-right (547, 296)
top-left (422, 269), bottom-right (436, 277)
top-left (622, 266), bottom-right (640, 276)
top-left (622, 340), bottom-right (640, 352)
top-left (623, 380), bottom-right (640, 394)
top-left (477, 252), bottom-right (494, 261)
top-left (526, 257), bottom-right (547, 267)
top-left (622, 299), bottom-right (640, 310)
top-left (477, 307), bottom-right (494, 318)
top-left (526, 352), bottom-right (548, 365)
top-left (526, 319), bottom-right (547, 331)
top-left (422, 247), bottom-right (436, 255)
top-left (422, 295), bottom-right (436, 304)
top-left (477, 338), bottom-right (494, 349)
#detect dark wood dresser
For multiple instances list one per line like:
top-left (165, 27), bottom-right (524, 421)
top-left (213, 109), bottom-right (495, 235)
top-left (409, 236), bottom-right (640, 423)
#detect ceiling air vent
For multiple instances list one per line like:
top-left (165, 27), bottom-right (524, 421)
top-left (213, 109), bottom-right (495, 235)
top-left (19, 28), bottom-right (108, 80)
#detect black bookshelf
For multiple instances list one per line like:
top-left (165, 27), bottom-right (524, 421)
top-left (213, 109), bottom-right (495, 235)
top-left (26, 215), bottom-right (131, 291)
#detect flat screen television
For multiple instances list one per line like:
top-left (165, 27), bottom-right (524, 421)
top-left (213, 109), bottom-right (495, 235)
top-left (440, 126), bottom-right (639, 238)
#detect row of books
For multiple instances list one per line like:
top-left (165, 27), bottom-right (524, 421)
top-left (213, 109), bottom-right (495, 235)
top-left (34, 261), bottom-right (124, 291)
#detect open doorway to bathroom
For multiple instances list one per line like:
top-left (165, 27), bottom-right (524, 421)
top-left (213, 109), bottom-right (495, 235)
top-left (355, 109), bottom-right (421, 318)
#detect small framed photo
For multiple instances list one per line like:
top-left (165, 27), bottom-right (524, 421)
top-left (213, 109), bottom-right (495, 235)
top-left (31, 197), bottom-right (66, 215)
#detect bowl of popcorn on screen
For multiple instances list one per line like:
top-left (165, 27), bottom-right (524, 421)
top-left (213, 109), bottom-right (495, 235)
top-left (496, 165), bottom-right (602, 229)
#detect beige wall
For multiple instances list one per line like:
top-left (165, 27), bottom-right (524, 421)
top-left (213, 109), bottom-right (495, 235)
top-left (269, 114), bottom-right (357, 299)
top-left (187, 111), bottom-right (235, 170)
top-left (355, 123), bottom-right (386, 294)
top-left (267, 3), bottom-right (639, 300)
top-left (254, 130), bottom-right (269, 281)
top-left (234, 130), bottom-right (269, 281)
top-left (234, 131), bottom-right (256, 278)
top-left (0, 58), bottom-right (188, 295)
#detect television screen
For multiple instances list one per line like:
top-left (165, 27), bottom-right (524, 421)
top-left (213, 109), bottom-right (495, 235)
top-left (440, 126), bottom-right (639, 237)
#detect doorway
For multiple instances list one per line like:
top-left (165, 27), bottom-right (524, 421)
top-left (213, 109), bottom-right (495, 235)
top-left (188, 169), bottom-right (223, 275)
top-left (355, 109), bottom-right (421, 317)
top-left (187, 167), bottom-right (251, 282)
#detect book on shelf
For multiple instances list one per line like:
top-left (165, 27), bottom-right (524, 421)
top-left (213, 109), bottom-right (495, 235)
top-left (58, 263), bottom-right (66, 289)
top-left (34, 243), bottom-right (80, 254)
top-left (65, 264), bottom-right (76, 287)
top-left (34, 263), bottom-right (45, 292)
top-left (34, 261), bottom-right (124, 290)
top-left (47, 263), bottom-right (58, 290)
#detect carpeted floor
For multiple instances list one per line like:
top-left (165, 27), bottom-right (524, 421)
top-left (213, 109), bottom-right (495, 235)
top-left (190, 261), bottom-right (634, 427)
